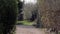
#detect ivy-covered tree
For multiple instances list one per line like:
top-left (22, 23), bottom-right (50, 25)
top-left (0, 0), bottom-right (18, 34)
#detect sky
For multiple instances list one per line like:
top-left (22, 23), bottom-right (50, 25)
top-left (20, 0), bottom-right (37, 4)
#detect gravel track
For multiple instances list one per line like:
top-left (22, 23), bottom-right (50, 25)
top-left (16, 25), bottom-right (46, 34)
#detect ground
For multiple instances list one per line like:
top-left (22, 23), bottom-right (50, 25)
top-left (16, 25), bottom-right (46, 34)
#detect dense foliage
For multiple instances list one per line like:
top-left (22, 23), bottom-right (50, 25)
top-left (38, 0), bottom-right (60, 34)
top-left (0, 0), bottom-right (18, 34)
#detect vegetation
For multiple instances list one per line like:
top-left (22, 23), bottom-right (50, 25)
top-left (0, 0), bottom-right (18, 34)
top-left (17, 20), bottom-right (33, 25)
top-left (38, 0), bottom-right (60, 34)
top-left (0, 0), bottom-right (60, 34)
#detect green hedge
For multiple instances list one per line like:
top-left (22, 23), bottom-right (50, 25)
top-left (0, 0), bottom-right (18, 34)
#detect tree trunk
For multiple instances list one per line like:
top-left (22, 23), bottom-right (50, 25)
top-left (38, 0), bottom-right (60, 34)
top-left (34, 1), bottom-right (43, 28)
top-left (0, 0), bottom-right (18, 34)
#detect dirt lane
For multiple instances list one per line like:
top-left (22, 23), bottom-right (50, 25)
top-left (16, 25), bottom-right (46, 34)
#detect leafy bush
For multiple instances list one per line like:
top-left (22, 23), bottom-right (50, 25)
top-left (0, 0), bottom-right (18, 34)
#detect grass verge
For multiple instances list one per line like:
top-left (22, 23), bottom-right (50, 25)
top-left (17, 20), bottom-right (33, 25)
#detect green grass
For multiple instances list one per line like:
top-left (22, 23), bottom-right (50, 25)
top-left (17, 20), bottom-right (33, 25)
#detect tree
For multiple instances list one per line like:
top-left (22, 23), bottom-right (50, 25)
top-left (38, 0), bottom-right (60, 34)
top-left (31, 1), bottom-right (43, 28)
top-left (18, 0), bottom-right (24, 21)
top-left (0, 0), bottom-right (18, 34)
top-left (23, 2), bottom-right (38, 20)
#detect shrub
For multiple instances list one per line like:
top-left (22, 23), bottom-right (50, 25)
top-left (0, 0), bottom-right (18, 34)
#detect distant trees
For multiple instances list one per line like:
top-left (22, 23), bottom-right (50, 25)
top-left (29, 8), bottom-right (38, 22)
top-left (0, 0), bottom-right (18, 34)
top-left (18, 0), bottom-right (23, 21)
top-left (38, 0), bottom-right (60, 34)
top-left (23, 3), bottom-right (38, 21)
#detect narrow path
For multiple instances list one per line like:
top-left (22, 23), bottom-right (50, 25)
top-left (16, 25), bottom-right (46, 34)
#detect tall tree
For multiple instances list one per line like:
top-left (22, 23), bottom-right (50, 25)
top-left (0, 0), bottom-right (18, 34)
top-left (38, 0), bottom-right (60, 34)
top-left (18, 0), bottom-right (24, 21)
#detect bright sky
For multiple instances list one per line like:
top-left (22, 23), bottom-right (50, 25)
top-left (20, 0), bottom-right (37, 4)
